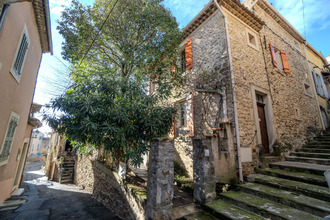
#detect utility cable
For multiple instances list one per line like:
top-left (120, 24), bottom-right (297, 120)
top-left (78, 0), bottom-right (120, 67)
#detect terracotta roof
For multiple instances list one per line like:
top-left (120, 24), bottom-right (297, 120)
top-left (183, 0), bottom-right (264, 39)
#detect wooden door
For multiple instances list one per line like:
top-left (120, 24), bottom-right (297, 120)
top-left (257, 103), bottom-right (269, 154)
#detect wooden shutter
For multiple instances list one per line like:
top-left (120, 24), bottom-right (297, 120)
top-left (270, 42), bottom-right (277, 68)
top-left (319, 74), bottom-right (329, 98)
top-left (280, 50), bottom-right (291, 73)
top-left (186, 94), bottom-right (195, 137)
top-left (185, 38), bottom-right (193, 70)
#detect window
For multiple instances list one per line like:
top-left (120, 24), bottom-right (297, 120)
top-left (0, 112), bottom-right (19, 166)
top-left (293, 40), bottom-right (301, 52)
top-left (304, 83), bottom-right (313, 97)
top-left (39, 136), bottom-right (43, 140)
top-left (10, 27), bottom-right (29, 83)
top-left (180, 49), bottom-right (186, 72)
top-left (32, 144), bottom-right (34, 151)
top-left (0, 4), bottom-right (9, 33)
top-left (313, 70), bottom-right (329, 98)
top-left (270, 42), bottom-right (290, 73)
top-left (37, 144), bottom-right (39, 151)
top-left (256, 94), bottom-right (264, 104)
top-left (179, 102), bottom-right (187, 127)
top-left (246, 28), bottom-right (259, 51)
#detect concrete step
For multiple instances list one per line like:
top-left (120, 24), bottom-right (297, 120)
top-left (178, 211), bottom-right (219, 220)
top-left (257, 168), bottom-right (327, 187)
top-left (10, 188), bottom-right (24, 197)
top-left (219, 191), bottom-right (321, 220)
top-left (297, 148), bottom-right (330, 153)
top-left (238, 183), bottom-right (330, 217)
top-left (291, 152), bottom-right (330, 159)
top-left (285, 156), bottom-right (330, 165)
top-left (270, 161), bottom-right (330, 175)
top-left (247, 174), bottom-right (330, 202)
top-left (172, 204), bottom-right (201, 220)
top-left (203, 200), bottom-right (266, 220)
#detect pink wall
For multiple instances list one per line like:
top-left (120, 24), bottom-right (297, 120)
top-left (0, 2), bottom-right (43, 203)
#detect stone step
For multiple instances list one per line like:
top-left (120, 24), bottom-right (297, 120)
top-left (257, 168), bottom-right (327, 187)
top-left (297, 148), bottom-right (330, 153)
top-left (270, 161), bottom-right (330, 176)
top-left (238, 183), bottom-right (330, 217)
top-left (219, 191), bottom-right (321, 220)
top-left (178, 211), bottom-right (219, 220)
top-left (315, 137), bottom-right (330, 141)
top-left (173, 204), bottom-right (202, 220)
top-left (285, 156), bottom-right (330, 165)
top-left (10, 188), bottom-right (24, 197)
top-left (291, 152), bottom-right (330, 159)
top-left (247, 174), bottom-right (330, 202)
top-left (303, 143), bottom-right (330, 149)
top-left (203, 200), bottom-right (266, 220)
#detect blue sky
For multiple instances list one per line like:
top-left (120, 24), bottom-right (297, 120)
top-left (34, 0), bottom-right (330, 132)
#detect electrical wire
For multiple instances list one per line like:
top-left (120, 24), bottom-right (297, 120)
top-left (78, 0), bottom-right (120, 67)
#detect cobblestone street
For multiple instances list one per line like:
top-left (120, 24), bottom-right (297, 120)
top-left (0, 162), bottom-right (121, 220)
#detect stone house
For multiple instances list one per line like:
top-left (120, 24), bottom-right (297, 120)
top-left (0, 0), bottom-right (52, 203)
top-left (304, 43), bottom-right (330, 129)
top-left (158, 0), bottom-right (326, 202)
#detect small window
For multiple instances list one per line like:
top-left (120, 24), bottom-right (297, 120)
top-left (293, 40), bottom-right (301, 52)
top-left (10, 27), bottom-right (29, 83)
top-left (256, 94), bottom-right (264, 104)
top-left (181, 49), bottom-right (186, 72)
top-left (275, 49), bottom-right (283, 72)
top-left (0, 112), bottom-right (19, 166)
top-left (39, 136), bottom-right (43, 140)
top-left (246, 28), bottom-right (258, 51)
top-left (304, 83), bottom-right (313, 97)
top-left (179, 102), bottom-right (187, 127)
top-left (0, 4), bottom-right (9, 33)
top-left (37, 144), bottom-right (39, 151)
top-left (32, 144), bottom-right (34, 150)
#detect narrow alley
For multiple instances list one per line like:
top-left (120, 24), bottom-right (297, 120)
top-left (0, 162), bottom-right (121, 220)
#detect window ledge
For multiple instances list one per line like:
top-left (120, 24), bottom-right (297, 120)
top-left (9, 69), bottom-right (21, 84)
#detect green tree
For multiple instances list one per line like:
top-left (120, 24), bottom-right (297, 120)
top-left (45, 0), bottom-right (182, 167)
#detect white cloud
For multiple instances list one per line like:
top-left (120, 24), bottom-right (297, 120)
top-left (50, 6), bottom-right (65, 15)
top-left (269, 0), bottom-right (330, 35)
top-left (49, 0), bottom-right (71, 7)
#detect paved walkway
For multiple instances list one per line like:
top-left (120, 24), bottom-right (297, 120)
top-left (0, 161), bottom-right (121, 220)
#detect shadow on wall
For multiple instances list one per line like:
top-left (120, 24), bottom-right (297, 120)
top-left (74, 155), bottom-right (146, 220)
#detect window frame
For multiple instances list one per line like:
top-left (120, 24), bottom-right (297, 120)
top-left (0, 4), bottom-right (9, 33)
top-left (246, 28), bottom-right (259, 51)
top-left (179, 101), bottom-right (187, 128)
top-left (0, 111), bottom-right (20, 167)
top-left (293, 39), bottom-right (301, 52)
top-left (10, 25), bottom-right (29, 83)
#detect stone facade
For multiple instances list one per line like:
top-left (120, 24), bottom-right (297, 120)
top-left (171, 10), bottom-right (237, 189)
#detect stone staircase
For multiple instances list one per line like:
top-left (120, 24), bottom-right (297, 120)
top-left (59, 156), bottom-right (75, 184)
top-left (180, 131), bottom-right (330, 219)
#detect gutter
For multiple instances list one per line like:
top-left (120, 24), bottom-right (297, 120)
top-left (303, 44), bottom-right (325, 130)
top-left (214, 0), bottom-right (243, 183)
top-left (43, 0), bottom-right (53, 55)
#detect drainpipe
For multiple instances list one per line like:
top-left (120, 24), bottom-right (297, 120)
top-left (303, 44), bottom-right (325, 130)
top-left (214, 0), bottom-right (243, 183)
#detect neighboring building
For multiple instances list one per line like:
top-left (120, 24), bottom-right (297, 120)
top-left (150, 0), bottom-right (326, 201)
top-left (0, 0), bottom-right (52, 203)
top-left (305, 44), bottom-right (330, 129)
top-left (28, 130), bottom-right (50, 157)
top-left (327, 55), bottom-right (330, 64)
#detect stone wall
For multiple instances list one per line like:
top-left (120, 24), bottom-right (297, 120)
top-left (74, 153), bottom-right (145, 220)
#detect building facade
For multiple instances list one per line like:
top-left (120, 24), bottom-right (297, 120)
top-left (0, 0), bottom-right (52, 203)
top-left (153, 0), bottom-right (327, 202)
top-left (28, 130), bottom-right (50, 157)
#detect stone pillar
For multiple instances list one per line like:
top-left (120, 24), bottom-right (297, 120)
top-left (146, 139), bottom-right (174, 220)
top-left (193, 139), bottom-right (216, 204)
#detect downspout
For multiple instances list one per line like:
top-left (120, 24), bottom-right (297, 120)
top-left (303, 44), bottom-right (325, 130)
top-left (214, 0), bottom-right (243, 183)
